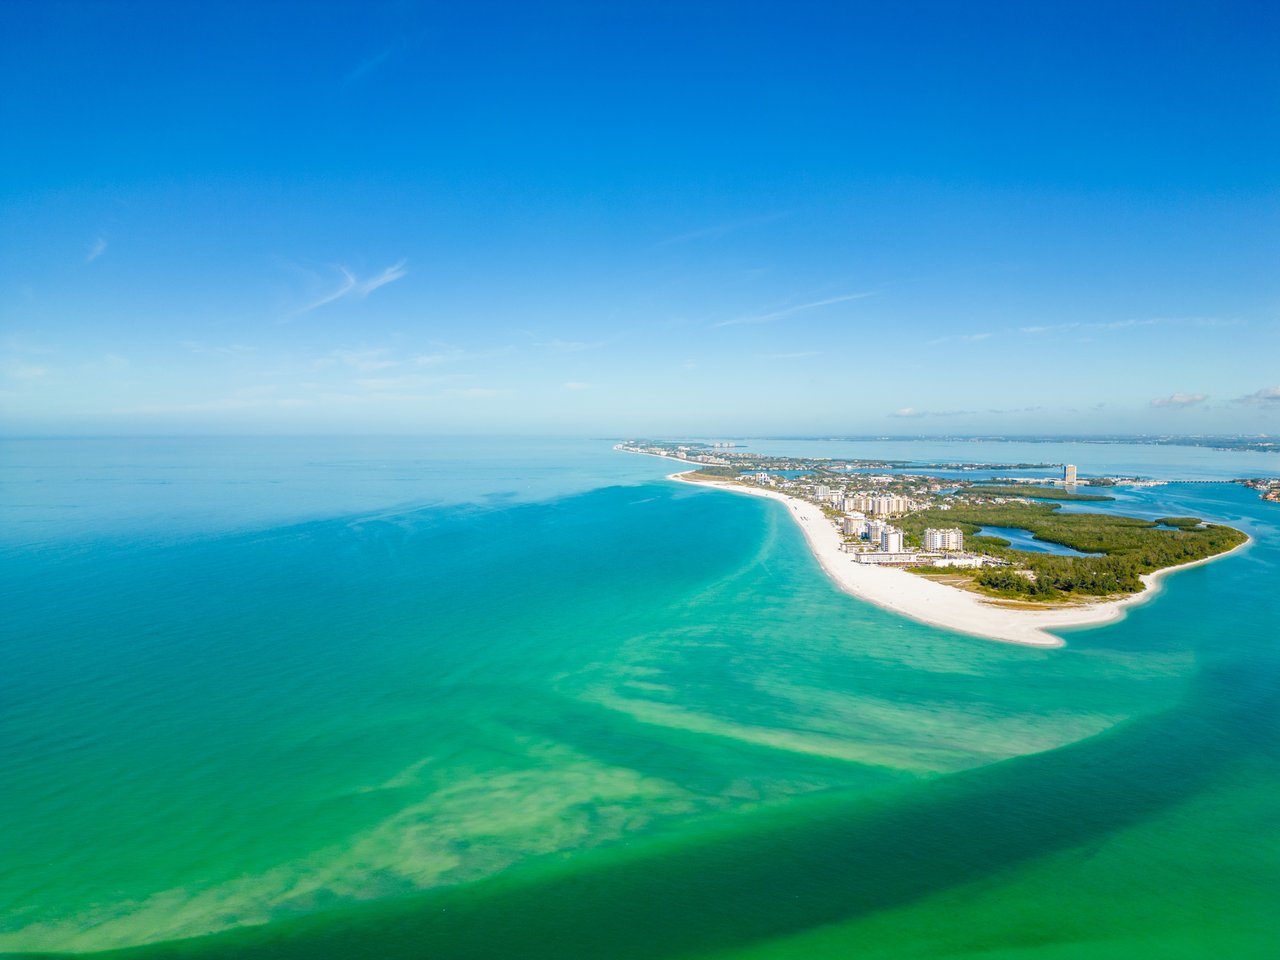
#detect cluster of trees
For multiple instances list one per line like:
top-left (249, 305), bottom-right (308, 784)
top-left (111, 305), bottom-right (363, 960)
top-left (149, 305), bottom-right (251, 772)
top-left (971, 556), bottom-right (1144, 598)
top-left (686, 465), bottom-right (739, 478)
top-left (901, 502), bottom-right (1246, 600)
top-left (963, 484), bottom-right (1115, 502)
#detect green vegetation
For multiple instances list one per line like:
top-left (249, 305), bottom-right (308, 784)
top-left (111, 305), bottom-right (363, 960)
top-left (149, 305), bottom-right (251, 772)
top-left (684, 466), bottom-right (739, 479)
top-left (900, 502), bottom-right (1246, 601)
top-left (1157, 516), bottom-right (1203, 529)
top-left (964, 484), bottom-right (1115, 502)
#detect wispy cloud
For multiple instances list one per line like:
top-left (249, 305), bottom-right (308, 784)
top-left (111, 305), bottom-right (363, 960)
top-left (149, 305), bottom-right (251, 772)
top-left (657, 211), bottom-right (791, 246)
top-left (287, 261), bottom-right (408, 319)
top-left (181, 341), bottom-right (256, 358)
top-left (890, 406), bottom-right (974, 418)
top-left (927, 332), bottom-right (991, 346)
top-left (1021, 318), bottom-right (1162, 336)
top-left (115, 386), bottom-right (294, 416)
top-left (86, 236), bottom-right (107, 263)
top-left (343, 47), bottom-right (394, 87)
top-left (534, 337), bottom-right (607, 353)
top-left (294, 267), bottom-right (357, 316)
top-left (413, 349), bottom-right (467, 365)
top-left (1237, 385), bottom-right (1280, 406)
top-left (0, 335), bottom-right (53, 355)
top-left (716, 292), bottom-right (875, 327)
top-left (360, 259), bottom-right (407, 294)
top-left (1150, 392), bottom-right (1207, 408)
top-left (82, 353), bottom-right (130, 372)
top-left (317, 347), bottom-right (400, 373)
top-left (443, 387), bottom-right (510, 399)
top-left (1100, 318), bottom-right (1159, 330)
top-left (351, 375), bottom-right (439, 392)
top-left (2, 363), bottom-right (49, 380)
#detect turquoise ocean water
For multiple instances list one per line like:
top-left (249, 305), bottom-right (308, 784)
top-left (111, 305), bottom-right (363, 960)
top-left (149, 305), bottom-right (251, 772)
top-left (1, 437), bottom-right (1277, 958)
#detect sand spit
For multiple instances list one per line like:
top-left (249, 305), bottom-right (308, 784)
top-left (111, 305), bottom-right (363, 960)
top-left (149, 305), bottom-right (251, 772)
top-left (670, 471), bottom-right (1249, 648)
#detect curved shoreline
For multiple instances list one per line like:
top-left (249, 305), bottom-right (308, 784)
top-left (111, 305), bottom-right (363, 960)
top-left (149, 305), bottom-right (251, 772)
top-left (667, 469), bottom-right (1250, 648)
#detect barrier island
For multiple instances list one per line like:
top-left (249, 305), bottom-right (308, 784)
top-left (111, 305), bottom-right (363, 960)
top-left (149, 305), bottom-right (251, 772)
top-left (619, 441), bottom-right (1250, 646)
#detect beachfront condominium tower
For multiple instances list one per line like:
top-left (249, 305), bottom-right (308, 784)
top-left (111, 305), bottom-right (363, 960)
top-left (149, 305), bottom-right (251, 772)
top-left (924, 527), bottom-right (964, 551)
top-left (880, 527), bottom-right (904, 553)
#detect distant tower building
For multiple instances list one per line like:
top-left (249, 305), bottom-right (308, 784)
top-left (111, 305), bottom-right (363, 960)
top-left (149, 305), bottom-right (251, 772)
top-left (880, 527), bottom-right (904, 553)
top-left (866, 519), bottom-right (887, 543)
top-left (815, 485), bottom-right (831, 499)
top-left (1064, 464), bottom-right (1078, 485)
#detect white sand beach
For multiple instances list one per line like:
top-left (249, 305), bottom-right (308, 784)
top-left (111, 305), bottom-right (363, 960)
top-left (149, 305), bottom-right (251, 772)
top-left (670, 471), bottom-right (1248, 648)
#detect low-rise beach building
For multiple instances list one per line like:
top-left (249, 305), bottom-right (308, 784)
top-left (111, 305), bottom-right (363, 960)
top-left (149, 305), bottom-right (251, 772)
top-left (854, 551), bottom-right (921, 566)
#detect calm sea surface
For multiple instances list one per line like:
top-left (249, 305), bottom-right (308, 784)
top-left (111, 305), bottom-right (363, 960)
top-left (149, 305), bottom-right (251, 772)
top-left (1, 437), bottom-right (1277, 958)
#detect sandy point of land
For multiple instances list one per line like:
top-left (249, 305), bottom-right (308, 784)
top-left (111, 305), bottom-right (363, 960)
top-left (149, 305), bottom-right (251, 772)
top-left (669, 471), bottom-right (1249, 648)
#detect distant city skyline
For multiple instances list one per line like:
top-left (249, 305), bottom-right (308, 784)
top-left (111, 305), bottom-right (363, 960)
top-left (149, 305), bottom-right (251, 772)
top-left (2, 1), bottom-right (1277, 436)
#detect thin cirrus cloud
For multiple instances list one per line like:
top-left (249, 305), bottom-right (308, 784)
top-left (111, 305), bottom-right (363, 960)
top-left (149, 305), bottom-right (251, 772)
top-left (287, 260), bottom-right (408, 319)
top-left (656, 210), bottom-right (792, 246)
top-left (315, 347), bottom-right (400, 373)
top-left (715, 292), bottom-right (875, 328)
top-left (926, 332), bottom-right (991, 346)
top-left (1150, 392), bottom-right (1208, 408)
top-left (890, 407), bottom-right (974, 418)
top-left (86, 236), bottom-right (107, 263)
top-left (443, 387), bottom-right (510, 399)
top-left (534, 337), bottom-right (608, 353)
top-left (1020, 318), bottom-right (1162, 335)
top-left (342, 47), bottom-right (394, 87)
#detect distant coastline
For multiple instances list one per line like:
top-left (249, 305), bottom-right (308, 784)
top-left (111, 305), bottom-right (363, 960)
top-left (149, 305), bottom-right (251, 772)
top-left (625, 447), bottom-right (1250, 647)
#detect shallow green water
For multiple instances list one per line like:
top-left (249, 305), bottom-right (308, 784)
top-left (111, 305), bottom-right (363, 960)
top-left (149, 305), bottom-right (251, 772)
top-left (1, 439), bottom-right (1276, 957)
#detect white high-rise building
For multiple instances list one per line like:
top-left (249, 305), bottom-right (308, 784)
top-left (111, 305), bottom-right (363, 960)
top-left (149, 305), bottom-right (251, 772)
top-left (880, 526), bottom-right (904, 553)
top-left (815, 485), bottom-right (831, 498)
top-left (1064, 464), bottom-right (1078, 484)
top-left (924, 527), bottom-right (964, 551)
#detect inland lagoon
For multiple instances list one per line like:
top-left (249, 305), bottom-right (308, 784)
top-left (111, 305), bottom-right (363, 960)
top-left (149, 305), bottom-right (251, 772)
top-left (1, 437), bottom-right (1277, 959)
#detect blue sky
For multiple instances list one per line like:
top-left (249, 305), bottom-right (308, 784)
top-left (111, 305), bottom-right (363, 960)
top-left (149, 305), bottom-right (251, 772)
top-left (2, 0), bottom-right (1277, 436)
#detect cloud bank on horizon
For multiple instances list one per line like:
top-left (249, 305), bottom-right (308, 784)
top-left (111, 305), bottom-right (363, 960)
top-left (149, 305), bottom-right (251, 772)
top-left (0, 2), bottom-right (1276, 436)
